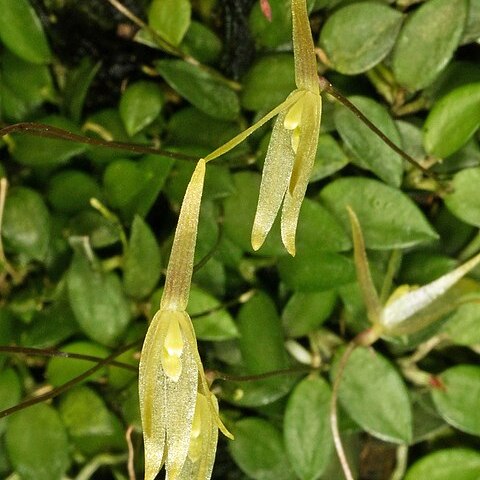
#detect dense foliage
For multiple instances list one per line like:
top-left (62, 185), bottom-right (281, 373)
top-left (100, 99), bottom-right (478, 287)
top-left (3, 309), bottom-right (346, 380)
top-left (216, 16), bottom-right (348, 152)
top-left (0, 0), bottom-right (480, 479)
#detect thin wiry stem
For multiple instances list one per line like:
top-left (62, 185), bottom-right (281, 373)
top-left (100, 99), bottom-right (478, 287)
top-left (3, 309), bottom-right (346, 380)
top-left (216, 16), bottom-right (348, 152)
top-left (126, 425), bottom-right (137, 480)
top-left (0, 122), bottom-right (197, 161)
top-left (0, 339), bottom-right (141, 419)
top-left (0, 345), bottom-right (138, 371)
top-left (330, 341), bottom-right (357, 480)
top-left (212, 365), bottom-right (317, 382)
top-left (318, 77), bottom-right (437, 181)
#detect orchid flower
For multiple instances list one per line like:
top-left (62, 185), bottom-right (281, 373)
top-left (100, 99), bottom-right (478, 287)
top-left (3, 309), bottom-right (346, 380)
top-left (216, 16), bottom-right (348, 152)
top-left (139, 159), bottom-right (232, 480)
top-left (204, 0), bottom-right (321, 256)
top-left (347, 206), bottom-right (480, 341)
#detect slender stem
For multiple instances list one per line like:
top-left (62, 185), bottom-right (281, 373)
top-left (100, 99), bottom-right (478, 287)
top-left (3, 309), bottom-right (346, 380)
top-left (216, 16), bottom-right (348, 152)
top-left (189, 289), bottom-right (255, 319)
top-left (458, 230), bottom-right (480, 261)
top-left (76, 453), bottom-right (128, 480)
top-left (126, 425), bottom-right (137, 480)
top-left (318, 77), bottom-right (437, 181)
top-left (212, 365), bottom-right (316, 383)
top-left (390, 445), bottom-right (409, 480)
top-left (0, 178), bottom-right (7, 265)
top-left (330, 341), bottom-right (357, 480)
top-left (0, 339), bottom-right (141, 419)
top-left (0, 122), bottom-right (197, 161)
top-left (0, 345), bottom-right (138, 371)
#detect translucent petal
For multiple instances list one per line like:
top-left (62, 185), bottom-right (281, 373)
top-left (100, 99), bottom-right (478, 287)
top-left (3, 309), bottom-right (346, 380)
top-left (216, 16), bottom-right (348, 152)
top-left (292, 0), bottom-right (318, 93)
top-left (162, 159), bottom-right (206, 311)
top-left (164, 316), bottom-right (184, 357)
top-left (381, 251), bottom-right (480, 329)
top-left (139, 310), bottom-right (168, 480)
top-left (179, 313), bottom-right (233, 440)
top-left (281, 93), bottom-right (321, 255)
top-left (165, 315), bottom-right (199, 479)
top-left (251, 91), bottom-right (306, 251)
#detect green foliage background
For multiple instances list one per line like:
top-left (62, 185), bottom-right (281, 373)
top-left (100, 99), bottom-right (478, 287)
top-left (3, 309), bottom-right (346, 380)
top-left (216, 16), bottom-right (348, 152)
top-left (0, 0), bottom-right (480, 479)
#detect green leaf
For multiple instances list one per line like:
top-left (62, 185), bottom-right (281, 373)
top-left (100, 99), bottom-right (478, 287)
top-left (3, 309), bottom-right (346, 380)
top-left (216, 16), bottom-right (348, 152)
top-left (320, 177), bottom-right (438, 249)
top-left (46, 341), bottom-right (110, 387)
top-left (123, 216), bottom-right (162, 299)
top-left (229, 418), bottom-right (295, 480)
top-left (119, 81), bottom-right (164, 137)
top-left (187, 286), bottom-right (239, 341)
top-left (445, 167), bottom-right (480, 227)
top-left (334, 96), bottom-right (403, 186)
top-left (156, 59), bottom-right (240, 120)
top-left (241, 54), bottom-right (295, 111)
top-left (67, 253), bottom-right (131, 345)
top-left (180, 21), bottom-right (222, 64)
top-left (319, 2), bottom-right (403, 75)
top-left (431, 364), bottom-right (480, 436)
top-left (295, 198), bottom-right (352, 253)
top-left (284, 376), bottom-right (333, 480)
top-left (2, 186), bottom-right (50, 261)
top-left (442, 302), bottom-right (480, 346)
top-left (47, 170), bottom-right (102, 214)
top-left (282, 290), bottom-right (337, 337)
top-left (463, 0), bottom-right (480, 44)
top-left (68, 211), bottom-right (121, 249)
top-left (2, 50), bottom-right (54, 108)
top-left (392, 0), bottom-right (468, 91)
top-left (333, 347), bottom-right (413, 443)
top-left (223, 171), bottom-right (285, 256)
top-left (0, 0), bottom-right (52, 63)
top-left (424, 82), bottom-right (480, 158)
top-left (279, 250), bottom-right (355, 292)
top-left (5, 404), bottom-right (70, 480)
top-left (148, 0), bottom-right (191, 47)
top-left (59, 386), bottom-right (125, 455)
top-left (11, 115), bottom-right (87, 167)
top-left (0, 368), bottom-right (22, 435)
top-left (405, 448), bottom-right (480, 480)
top-left (310, 134), bottom-right (349, 182)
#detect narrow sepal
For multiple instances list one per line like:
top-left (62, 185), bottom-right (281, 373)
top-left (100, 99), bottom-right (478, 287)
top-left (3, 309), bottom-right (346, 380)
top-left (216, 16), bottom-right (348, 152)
top-left (291, 0), bottom-right (318, 93)
top-left (162, 159), bottom-right (206, 311)
top-left (281, 93), bottom-right (321, 255)
top-left (347, 206), bottom-right (382, 326)
top-left (251, 103), bottom-right (296, 251)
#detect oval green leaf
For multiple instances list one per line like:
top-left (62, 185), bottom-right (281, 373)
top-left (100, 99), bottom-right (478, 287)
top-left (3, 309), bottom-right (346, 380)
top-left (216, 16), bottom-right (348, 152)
top-left (156, 59), bottom-right (239, 120)
top-left (431, 364), bottom-right (480, 435)
top-left (444, 167), bottom-right (480, 227)
top-left (241, 54), bottom-right (295, 112)
top-left (332, 347), bottom-right (413, 443)
top-left (123, 216), bottom-right (162, 299)
top-left (46, 341), bottom-right (110, 387)
top-left (148, 0), bottom-right (191, 47)
top-left (319, 2), bottom-right (403, 75)
top-left (229, 417), bottom-right (294, 480)
top-left (119, 81), bottom-right (164, 137)
top-left (187, 286), bottom-right (239, 341)
top-left (2, 186), bottom-right (50, 262)
top-left (59, 386), bottom-right (125, 455)
top-left (279, 250), bottom-right (355, 292)
top-left (0, 368), bottom-right (22, 435)
top-left (0, 0), bottom-right (52, 63)
top-left (283, 290), bottom-right (337, 338)
top-left (5, 403), bottom-right (70, 480)
top-left (392, 0), bottom-right (468, 91)
top-left (424, 82), bottom-right (480, 158)
top-left (284, 376), bottom-right (333, 480)
top-left (334, 96), bottom-right (403, 186)
top-left (320, 177), bottom-right (438, 249)
top-left (405, 448), bottom-right (480, 480)
top-left (11, 115), bottom-right (87, 167)
top-left (67, 253), bottom-right (131, 345)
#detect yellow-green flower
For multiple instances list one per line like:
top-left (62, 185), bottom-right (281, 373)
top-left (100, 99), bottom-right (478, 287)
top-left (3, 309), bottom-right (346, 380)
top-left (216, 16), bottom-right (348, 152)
top-left (139, 159), bottom-right (232, 480)
top-left (252, 0), bottom-right (321, 256)
top-left (204, 0), bottom-right (321, 256)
